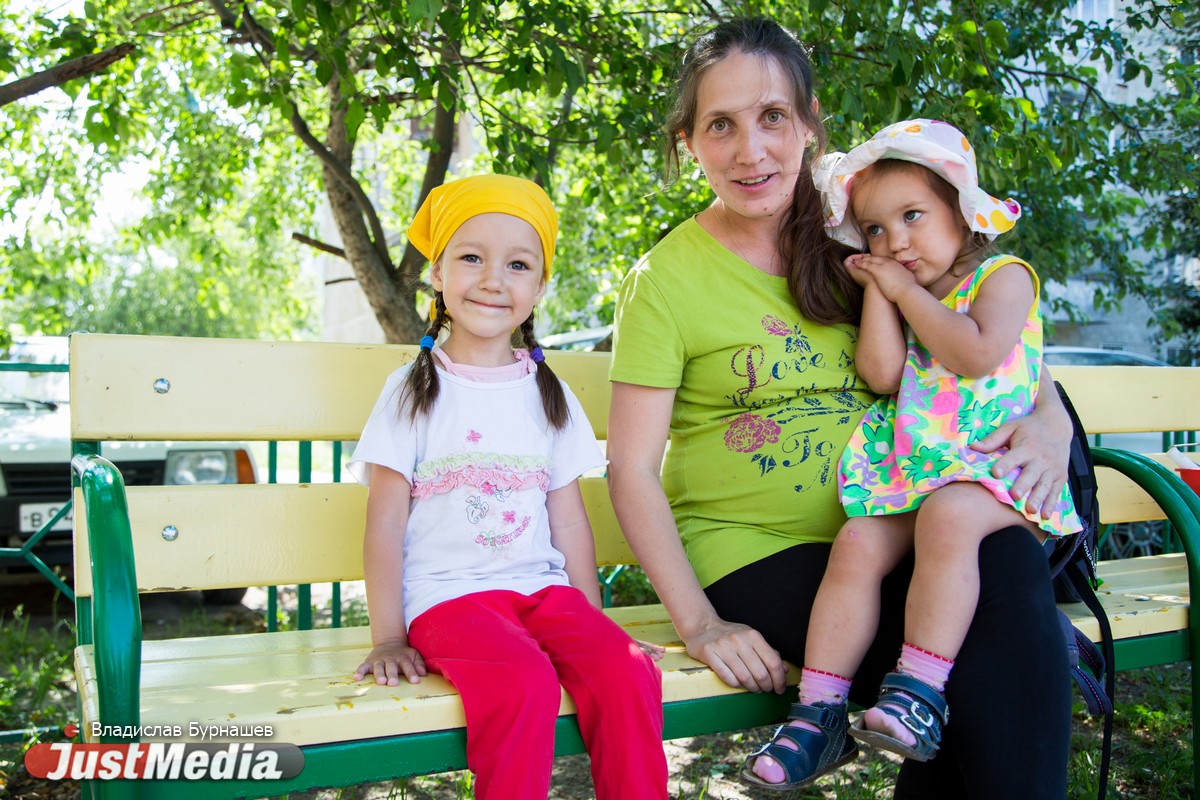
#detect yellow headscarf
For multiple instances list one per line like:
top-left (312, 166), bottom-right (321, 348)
top-left (406, 174), bottom-right (558, 279)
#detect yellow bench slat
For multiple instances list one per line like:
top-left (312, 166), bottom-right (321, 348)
top-left (68, 461), bottom-right (1187, 598)
top-left (68, 333), bottom-right (611, 442)
top-left (72, 483), bottom-right (368, 598)
top-left (1053, 365), bottom-right (1200, 433)
top-left (72, 477), bottom-right (625, 597)
top-left (75, 555), bottom-right (1184, 747)
top-left (1064, 554), bottom-right (1188, 642)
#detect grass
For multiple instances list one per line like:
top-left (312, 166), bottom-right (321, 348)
top-left (1, 584), bottom-right (1194, 799)
top-left (0, 599), bottom-right (76, 799)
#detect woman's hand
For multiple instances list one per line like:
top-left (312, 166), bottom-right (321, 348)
top-left (681, 617), bottom-right (788, 695)
top-left (971, 374), bottom-right (1071, 518)
top-left (353, 639), bottom-right (428, 686)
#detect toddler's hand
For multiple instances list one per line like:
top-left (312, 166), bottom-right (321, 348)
top-left (843, 253), bottom-right (875, 288)
top-left (635, 639), bottom-right (666, 661)
top-left (353, 640), bottom-right (428, 686)
top-left (846, 254), bottom-right (917, 303)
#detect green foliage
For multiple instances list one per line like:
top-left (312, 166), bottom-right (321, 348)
top-left (1, 0), bottom-right (1197, 342)
top-left (2, 206), bottom-right (317, 343)
top-left (0, 603), bottom-right (75, 781)
top-left (1151, 277), bottom-right (1200, 364)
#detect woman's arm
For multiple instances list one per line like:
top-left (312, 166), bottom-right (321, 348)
top-left (353, 464), bottom-right (427, 686)
top-left (971, 363), bottom-right (1071, 518)
top-left (607, 381), bottom-right (788, 694)
top-left (547, 480), bottom-right (604, 609)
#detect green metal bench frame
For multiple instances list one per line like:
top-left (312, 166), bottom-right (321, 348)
top-left (68, 338), bottom-right (1200, 800)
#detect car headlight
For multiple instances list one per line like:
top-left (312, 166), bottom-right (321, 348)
top-left (165, 449), bottom-right (256, 485)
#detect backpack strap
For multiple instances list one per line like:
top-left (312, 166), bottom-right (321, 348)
top-left (1058, 609), bottom-right (1113, 718)
top-left (1065, 552), bottom-right (1116, 800)
top-left (1050, 380), bottom-right (1112, 800)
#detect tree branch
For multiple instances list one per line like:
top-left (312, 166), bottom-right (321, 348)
top-left (545, 86), bottom-right (576, 174)
top-left (292, 232), bottom-right (346, 259)
top-left (131, 0), bottom-right (205, 26)
top-left (221, 0), bottom-right (391, 268)
top-left (204, 0), bottom-right (240, 32)
top-left (0, 42), bottom-right (137, 107)
top-left (400, 81), bottom-right (457, 280)
top-left (319, 79), bottom-right (394, 268)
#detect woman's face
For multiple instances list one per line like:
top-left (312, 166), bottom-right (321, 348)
top-left (686, 50), bottom-right (813, 224)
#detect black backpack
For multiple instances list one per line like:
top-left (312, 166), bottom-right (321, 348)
top-left (1049, 381), bottom-right (1115, 800)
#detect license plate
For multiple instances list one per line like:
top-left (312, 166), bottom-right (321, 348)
top-left (19, 502), bottom-right (73, 534)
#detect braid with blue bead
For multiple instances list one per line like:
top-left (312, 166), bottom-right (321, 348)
top-left (519, 314), bottom-right (568, 430)
top-left (400, 293), bottom-right (449, 421)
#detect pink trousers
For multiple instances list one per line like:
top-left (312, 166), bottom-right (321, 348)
top-left (407, 585), bottom-right (667, 800)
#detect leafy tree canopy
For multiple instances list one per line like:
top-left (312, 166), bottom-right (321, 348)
top-left (1, 0), bottom-right (1196, 345)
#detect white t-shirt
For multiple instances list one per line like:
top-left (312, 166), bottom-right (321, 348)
top-left (348, 356), bottom-right (606, 628)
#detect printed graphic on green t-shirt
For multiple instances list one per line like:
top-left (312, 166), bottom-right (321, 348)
top-left (611, 218), bottom-right (876, 586)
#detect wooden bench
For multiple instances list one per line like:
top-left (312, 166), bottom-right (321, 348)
top-left (69, 333), bottom-right (1200, 798)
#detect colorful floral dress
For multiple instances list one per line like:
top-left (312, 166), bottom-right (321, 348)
top-left (838, 255), bottom-right (1082, 537)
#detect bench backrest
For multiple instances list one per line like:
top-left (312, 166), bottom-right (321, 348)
top-left (68, 334), bottom-right (623, 598)
top-left (69, 333), bottom-right (1200, 598)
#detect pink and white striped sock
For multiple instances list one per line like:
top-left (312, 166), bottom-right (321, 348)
top-left (791, 668), bottom-right (852, 733)
top-left (896, 643), bottom-right (953, 691)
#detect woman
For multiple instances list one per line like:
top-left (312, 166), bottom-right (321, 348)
top-left (607, 17), bottom-right (1071, 799)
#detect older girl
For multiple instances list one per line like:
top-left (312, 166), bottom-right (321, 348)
top-left (351, 175), bottom-right (667, 800)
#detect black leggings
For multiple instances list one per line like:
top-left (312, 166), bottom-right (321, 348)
top-left (705, 526), bottom-right (1070, 800)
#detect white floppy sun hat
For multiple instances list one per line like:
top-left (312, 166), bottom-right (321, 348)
top-left (815, 118), bottom-right (1022, 250)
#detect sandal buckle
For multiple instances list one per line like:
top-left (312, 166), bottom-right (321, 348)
top-left (899, 700), bottom-right (936, 736)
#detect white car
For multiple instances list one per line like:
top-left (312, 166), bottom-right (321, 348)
top-left (1044, 345), bottom-right (1170, 369)
top-left (1, 338), bottom-right (257, 602)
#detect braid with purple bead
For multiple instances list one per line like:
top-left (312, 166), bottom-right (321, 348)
top-left (399, 292), bottom-right (449, 421)
top-left (519, 314), bottom-right (568, 430)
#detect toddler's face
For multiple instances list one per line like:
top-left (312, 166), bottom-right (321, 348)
top-left (851, 168), bottom-right (968, 294)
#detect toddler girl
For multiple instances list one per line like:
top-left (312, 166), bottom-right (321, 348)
top-left (744, 119), bottom-right (1081, 790)
top-left (350, 174), bottom-right (668, 800)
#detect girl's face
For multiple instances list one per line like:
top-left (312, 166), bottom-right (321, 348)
top-left (685, 50), bottom-right (813, 224)
top-left (851, 168), bottom-right (969, 296)
top-left (431, 213), bottom-right (546, 354)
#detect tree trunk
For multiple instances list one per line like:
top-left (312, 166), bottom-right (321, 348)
top-left (396, 96), bottom-right (458, 314)
top-left (322, 86), bottom-right (421, 343)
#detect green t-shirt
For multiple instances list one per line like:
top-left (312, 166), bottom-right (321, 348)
top-left (610, 218), bottom-right (876, 587)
